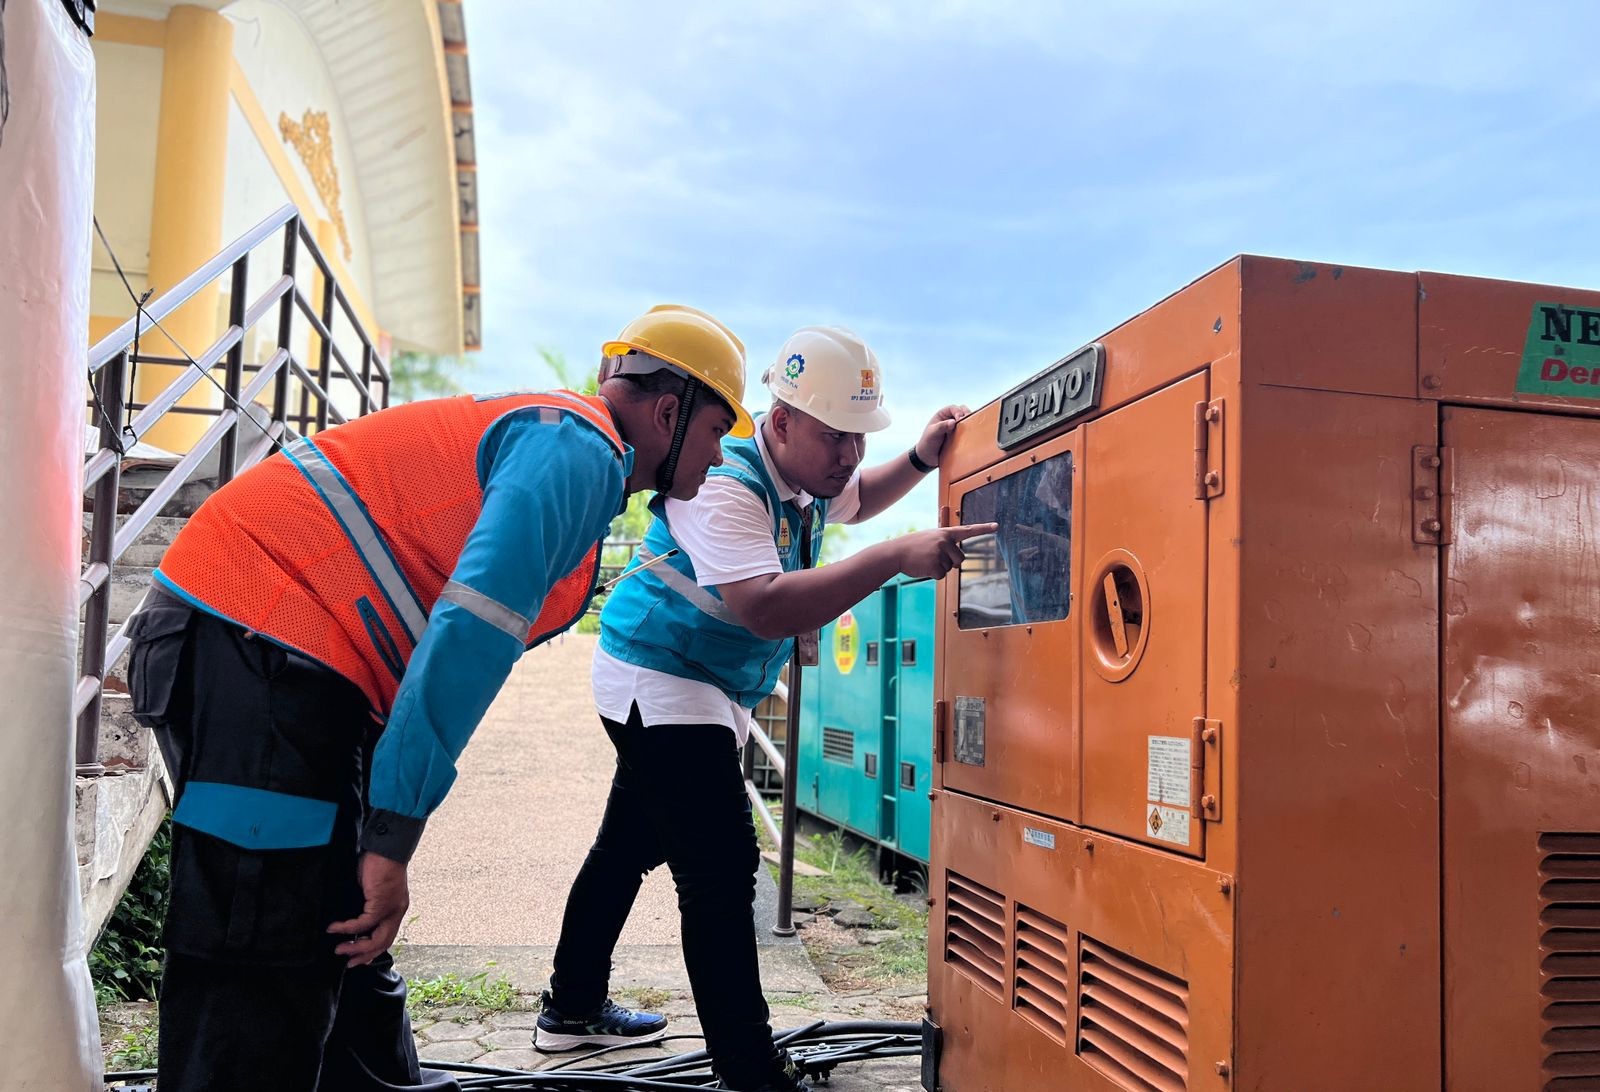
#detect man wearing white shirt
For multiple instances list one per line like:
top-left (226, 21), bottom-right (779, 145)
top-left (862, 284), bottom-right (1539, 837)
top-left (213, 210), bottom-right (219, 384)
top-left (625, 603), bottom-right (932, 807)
top-left (534, 327), bottom-right (992, 1092)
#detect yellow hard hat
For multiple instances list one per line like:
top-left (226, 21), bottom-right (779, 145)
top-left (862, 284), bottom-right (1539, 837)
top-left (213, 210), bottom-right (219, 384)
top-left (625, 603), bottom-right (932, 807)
top-left (602, 304), bottom-right (754, 437)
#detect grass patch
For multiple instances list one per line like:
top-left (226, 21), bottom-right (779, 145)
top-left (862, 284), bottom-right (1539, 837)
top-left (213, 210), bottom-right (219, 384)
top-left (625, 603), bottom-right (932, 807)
top-left (773, 826), bottom-right (929, 988)
top-left (406, 970), bottom-right (520, 1015)
top-left (765, 992), bottom-right (817, 1009)
top-left (105, 1019), bottom-right (159, 1071)
top-left (91, 819), bottom-right (172, 1005)
top-left (616, 985), bottom-right (672, 1012)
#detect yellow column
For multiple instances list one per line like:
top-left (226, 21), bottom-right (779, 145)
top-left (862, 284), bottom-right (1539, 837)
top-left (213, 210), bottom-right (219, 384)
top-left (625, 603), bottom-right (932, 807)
top-left (138, 5), bottom-right (234, 452)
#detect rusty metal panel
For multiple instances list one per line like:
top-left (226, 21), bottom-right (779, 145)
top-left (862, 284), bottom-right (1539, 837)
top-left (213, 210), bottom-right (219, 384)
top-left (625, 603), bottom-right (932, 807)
top-left (929, 791), bottom-right (1233, 1092)
top-left (1441, 406), bottom-right (1600, 1091)
top-left (1419, 272), bottom-right (1600, 416)
top-left (1239, 256), bottom-right (1418, 398)
top-left (1233, 385), bottom-right (1441, 1091)
top-left (941, 427), bottom-right (1083, 823)
top-left (1080, 372), bottom-right (1210, 856)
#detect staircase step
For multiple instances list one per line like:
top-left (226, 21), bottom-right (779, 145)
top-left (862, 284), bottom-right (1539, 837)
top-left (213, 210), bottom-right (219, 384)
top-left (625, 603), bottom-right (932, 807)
top-left (122, 513), bottom-right (189, 548)
top-left (119, 542), bottom-right (170, 570)
top-left (81, 513), bottom-right (189, 559)
top-left (84, 567), bottom-right (157, 628)
top-left (97, 693), bottom-right (153, 770)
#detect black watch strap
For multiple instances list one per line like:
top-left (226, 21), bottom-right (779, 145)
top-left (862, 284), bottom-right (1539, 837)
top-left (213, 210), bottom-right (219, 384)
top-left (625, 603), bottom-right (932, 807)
top-left (908, 448), bottom-right (935, 474)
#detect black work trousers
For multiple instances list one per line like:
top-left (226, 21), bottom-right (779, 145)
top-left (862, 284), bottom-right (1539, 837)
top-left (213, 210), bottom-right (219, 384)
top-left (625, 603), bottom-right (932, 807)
top-left (127, 594), bottom-right (454, 1092)
top-left (549, 706), bottom-right (776, 1084)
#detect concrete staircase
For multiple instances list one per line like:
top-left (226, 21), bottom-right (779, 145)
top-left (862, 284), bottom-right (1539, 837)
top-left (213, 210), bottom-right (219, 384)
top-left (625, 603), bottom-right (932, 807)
top-left (76, 463), bottom-right (215, 947)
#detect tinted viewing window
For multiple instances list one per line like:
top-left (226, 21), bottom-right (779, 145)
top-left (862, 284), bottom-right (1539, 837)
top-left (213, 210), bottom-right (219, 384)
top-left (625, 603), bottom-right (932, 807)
top-left (957, 452), bottom-right (1072, 629)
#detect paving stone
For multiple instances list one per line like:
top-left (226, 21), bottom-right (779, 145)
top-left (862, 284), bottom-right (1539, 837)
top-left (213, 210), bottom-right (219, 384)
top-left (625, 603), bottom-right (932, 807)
top-left (417, 1038), bottom-right (486, 1065)
top-left (791, 893), bottom-right (826, 912)
top-left (833, 906), bottom-right (878, 928)
top-left (591, 1044), bottom-right (673, 1066)
top-left (421, 1020), bottom-right (489, 1042)
top-left (477, 1048), bottom-right (546, 1071)
top-left (487, 1010), bottom-right (544, 1030)
top-left (861, 929), bottom-right (901, 946)
top-left (791, 911), bottom-right (815, 926)
top-left (482, 1027), bottom-right (539, 1050)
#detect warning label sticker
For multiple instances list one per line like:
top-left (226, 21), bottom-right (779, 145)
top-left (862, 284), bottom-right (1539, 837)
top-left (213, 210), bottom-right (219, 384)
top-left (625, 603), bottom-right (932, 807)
top-left (1147, 736), bottom-right (1191, 808)
top-left (1148, 805), bottom-right (1191, 846)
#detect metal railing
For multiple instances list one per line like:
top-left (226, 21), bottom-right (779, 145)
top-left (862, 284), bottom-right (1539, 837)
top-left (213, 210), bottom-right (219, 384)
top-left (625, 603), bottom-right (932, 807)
top-left (78, 204), bottom-right (390, 773)
top-left (743, 678), bottom-right (790, 849)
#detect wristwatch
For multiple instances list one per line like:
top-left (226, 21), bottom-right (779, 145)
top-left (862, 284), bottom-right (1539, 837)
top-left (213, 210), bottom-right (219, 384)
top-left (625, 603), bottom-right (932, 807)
top-left (908, 448), bottom-right (935, 474)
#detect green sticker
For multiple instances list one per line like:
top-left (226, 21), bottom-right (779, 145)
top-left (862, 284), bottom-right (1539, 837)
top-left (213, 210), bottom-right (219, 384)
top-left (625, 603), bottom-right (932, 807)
top-left (1516, 301), bottom-right (1600, 399)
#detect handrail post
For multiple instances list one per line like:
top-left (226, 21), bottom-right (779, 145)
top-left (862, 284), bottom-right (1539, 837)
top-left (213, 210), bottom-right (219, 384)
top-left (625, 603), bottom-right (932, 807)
top-left (78, 350), bottom-right (128, 774)
top-left (773, 658), bottom-right (805, 936)
top-left (316, 254), bottom-right (335, 433)
top-left (360, 342), bottom-right (374, 417)
top-left (217, 253), bottom-right (249, 483)
top-left (274, 219), bottom-right (298, 430)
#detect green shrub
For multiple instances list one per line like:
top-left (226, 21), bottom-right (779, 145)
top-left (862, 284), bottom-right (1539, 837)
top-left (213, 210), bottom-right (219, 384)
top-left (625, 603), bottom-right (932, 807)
top-left (91, 818), bottom-right (171, 1004)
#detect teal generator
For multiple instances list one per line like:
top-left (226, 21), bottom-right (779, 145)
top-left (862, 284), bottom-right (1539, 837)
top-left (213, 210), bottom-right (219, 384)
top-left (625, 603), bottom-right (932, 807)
top-left (796, 575), bottom-right (936, 870)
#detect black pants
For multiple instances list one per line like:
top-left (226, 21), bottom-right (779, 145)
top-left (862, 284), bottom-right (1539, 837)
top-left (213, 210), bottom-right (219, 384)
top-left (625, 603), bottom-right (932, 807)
top-left (127, 594), bottom-right (454, 1092)
top-left (549, 706), bottom-right (776, 1083)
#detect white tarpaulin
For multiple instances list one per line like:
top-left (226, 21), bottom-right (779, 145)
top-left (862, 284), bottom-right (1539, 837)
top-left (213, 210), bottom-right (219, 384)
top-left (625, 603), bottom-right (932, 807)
top-left (0, 0), bottom-right (103, 1086)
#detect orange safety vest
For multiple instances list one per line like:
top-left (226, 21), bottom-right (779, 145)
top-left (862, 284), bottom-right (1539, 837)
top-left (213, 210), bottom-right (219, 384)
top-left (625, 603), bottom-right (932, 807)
top-left (157, 391), bottom-right (626, 715)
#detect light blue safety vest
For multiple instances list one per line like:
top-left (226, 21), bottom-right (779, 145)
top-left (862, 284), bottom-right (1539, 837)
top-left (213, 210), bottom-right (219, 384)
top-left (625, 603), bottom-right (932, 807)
top-left (599, 424), bottom-right (831, 708)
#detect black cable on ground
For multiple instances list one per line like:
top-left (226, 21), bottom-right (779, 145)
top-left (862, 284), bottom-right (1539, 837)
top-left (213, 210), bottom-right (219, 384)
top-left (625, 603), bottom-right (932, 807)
top-left (102, 1020), bottom-right (924, 1090)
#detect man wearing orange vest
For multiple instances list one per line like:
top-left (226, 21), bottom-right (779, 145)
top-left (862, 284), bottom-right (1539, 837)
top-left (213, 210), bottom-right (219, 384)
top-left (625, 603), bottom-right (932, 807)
top-left (125, 305), bottom-right (751, 1092)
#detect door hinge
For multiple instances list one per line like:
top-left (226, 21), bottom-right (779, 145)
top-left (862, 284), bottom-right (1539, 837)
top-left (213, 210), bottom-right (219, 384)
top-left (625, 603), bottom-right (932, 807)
top-left (939, 504), bottom-right (952, 528)
top-left (1194, 398), bottom-right (1225, 500)
top-left (933, 698), bottom-right (948, 763)
top-left (1411, 445), bottom-right (1454, 545)
top-left (1191, 717), bottom-right (1223, 822)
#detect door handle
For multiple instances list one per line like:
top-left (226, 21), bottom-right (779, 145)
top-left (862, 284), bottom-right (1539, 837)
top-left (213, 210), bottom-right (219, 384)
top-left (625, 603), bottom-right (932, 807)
top-left (1103, 571), bottom-right (1130, 658)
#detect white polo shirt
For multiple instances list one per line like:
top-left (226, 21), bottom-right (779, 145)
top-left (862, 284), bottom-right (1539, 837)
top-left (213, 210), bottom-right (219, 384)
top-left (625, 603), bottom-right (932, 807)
top-left (591, 423), bottom-right (862, 744)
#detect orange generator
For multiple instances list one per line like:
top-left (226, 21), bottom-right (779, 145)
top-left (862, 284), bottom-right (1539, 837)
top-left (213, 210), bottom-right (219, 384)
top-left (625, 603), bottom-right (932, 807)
top-left (925, 257), bottom-right (1600, 1092)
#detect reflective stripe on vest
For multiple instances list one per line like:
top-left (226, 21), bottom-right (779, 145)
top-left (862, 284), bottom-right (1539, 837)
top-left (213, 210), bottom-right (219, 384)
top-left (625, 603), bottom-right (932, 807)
top-left (285, 436), bottom-right (430, 643)
top-left (633, 545), bottom-right (738, 624)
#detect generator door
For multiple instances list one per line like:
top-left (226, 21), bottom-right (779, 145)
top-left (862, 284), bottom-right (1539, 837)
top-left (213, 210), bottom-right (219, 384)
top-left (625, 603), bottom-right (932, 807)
top-left (807, 591), bottom-right (886, 841)
top-left (940, 426), bottom-right (1081, 823)
top-left (1080, 372), bottom-right (1210, 856)
top-left (893, 578), bottom-right (937, 865)
top-left (1442, 406), bottom-right (1600, 1091)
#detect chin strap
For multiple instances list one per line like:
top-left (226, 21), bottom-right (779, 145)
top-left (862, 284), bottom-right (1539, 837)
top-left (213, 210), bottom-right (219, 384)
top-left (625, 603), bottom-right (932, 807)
top-left (655, 377), bottom-right (702, 494)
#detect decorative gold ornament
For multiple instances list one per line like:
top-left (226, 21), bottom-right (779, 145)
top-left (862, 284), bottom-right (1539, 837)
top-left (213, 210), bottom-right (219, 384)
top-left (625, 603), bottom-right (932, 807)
top-left (279, 109), bottom-right (352, 261)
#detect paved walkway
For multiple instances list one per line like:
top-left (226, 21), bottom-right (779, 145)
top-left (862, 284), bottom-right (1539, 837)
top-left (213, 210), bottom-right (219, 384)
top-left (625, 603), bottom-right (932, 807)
top-left (403, 633), bottom-right (680, 947)
top-left (399, 633), bottom-right (925, 1091)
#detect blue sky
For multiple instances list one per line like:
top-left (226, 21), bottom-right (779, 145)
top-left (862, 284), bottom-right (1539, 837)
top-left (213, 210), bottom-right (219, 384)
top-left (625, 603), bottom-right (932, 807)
top-left (464, 1), bottom-right (1600, 543)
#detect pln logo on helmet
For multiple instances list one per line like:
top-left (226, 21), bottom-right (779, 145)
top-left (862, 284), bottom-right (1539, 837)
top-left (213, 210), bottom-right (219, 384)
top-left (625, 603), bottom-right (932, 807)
top-left (763, 326), bottom-right (891, 433)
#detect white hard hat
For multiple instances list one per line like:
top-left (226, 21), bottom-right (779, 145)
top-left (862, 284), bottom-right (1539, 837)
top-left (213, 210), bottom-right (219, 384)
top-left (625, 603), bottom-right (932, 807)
top-left (761, 326), bottom-right (890, 433)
